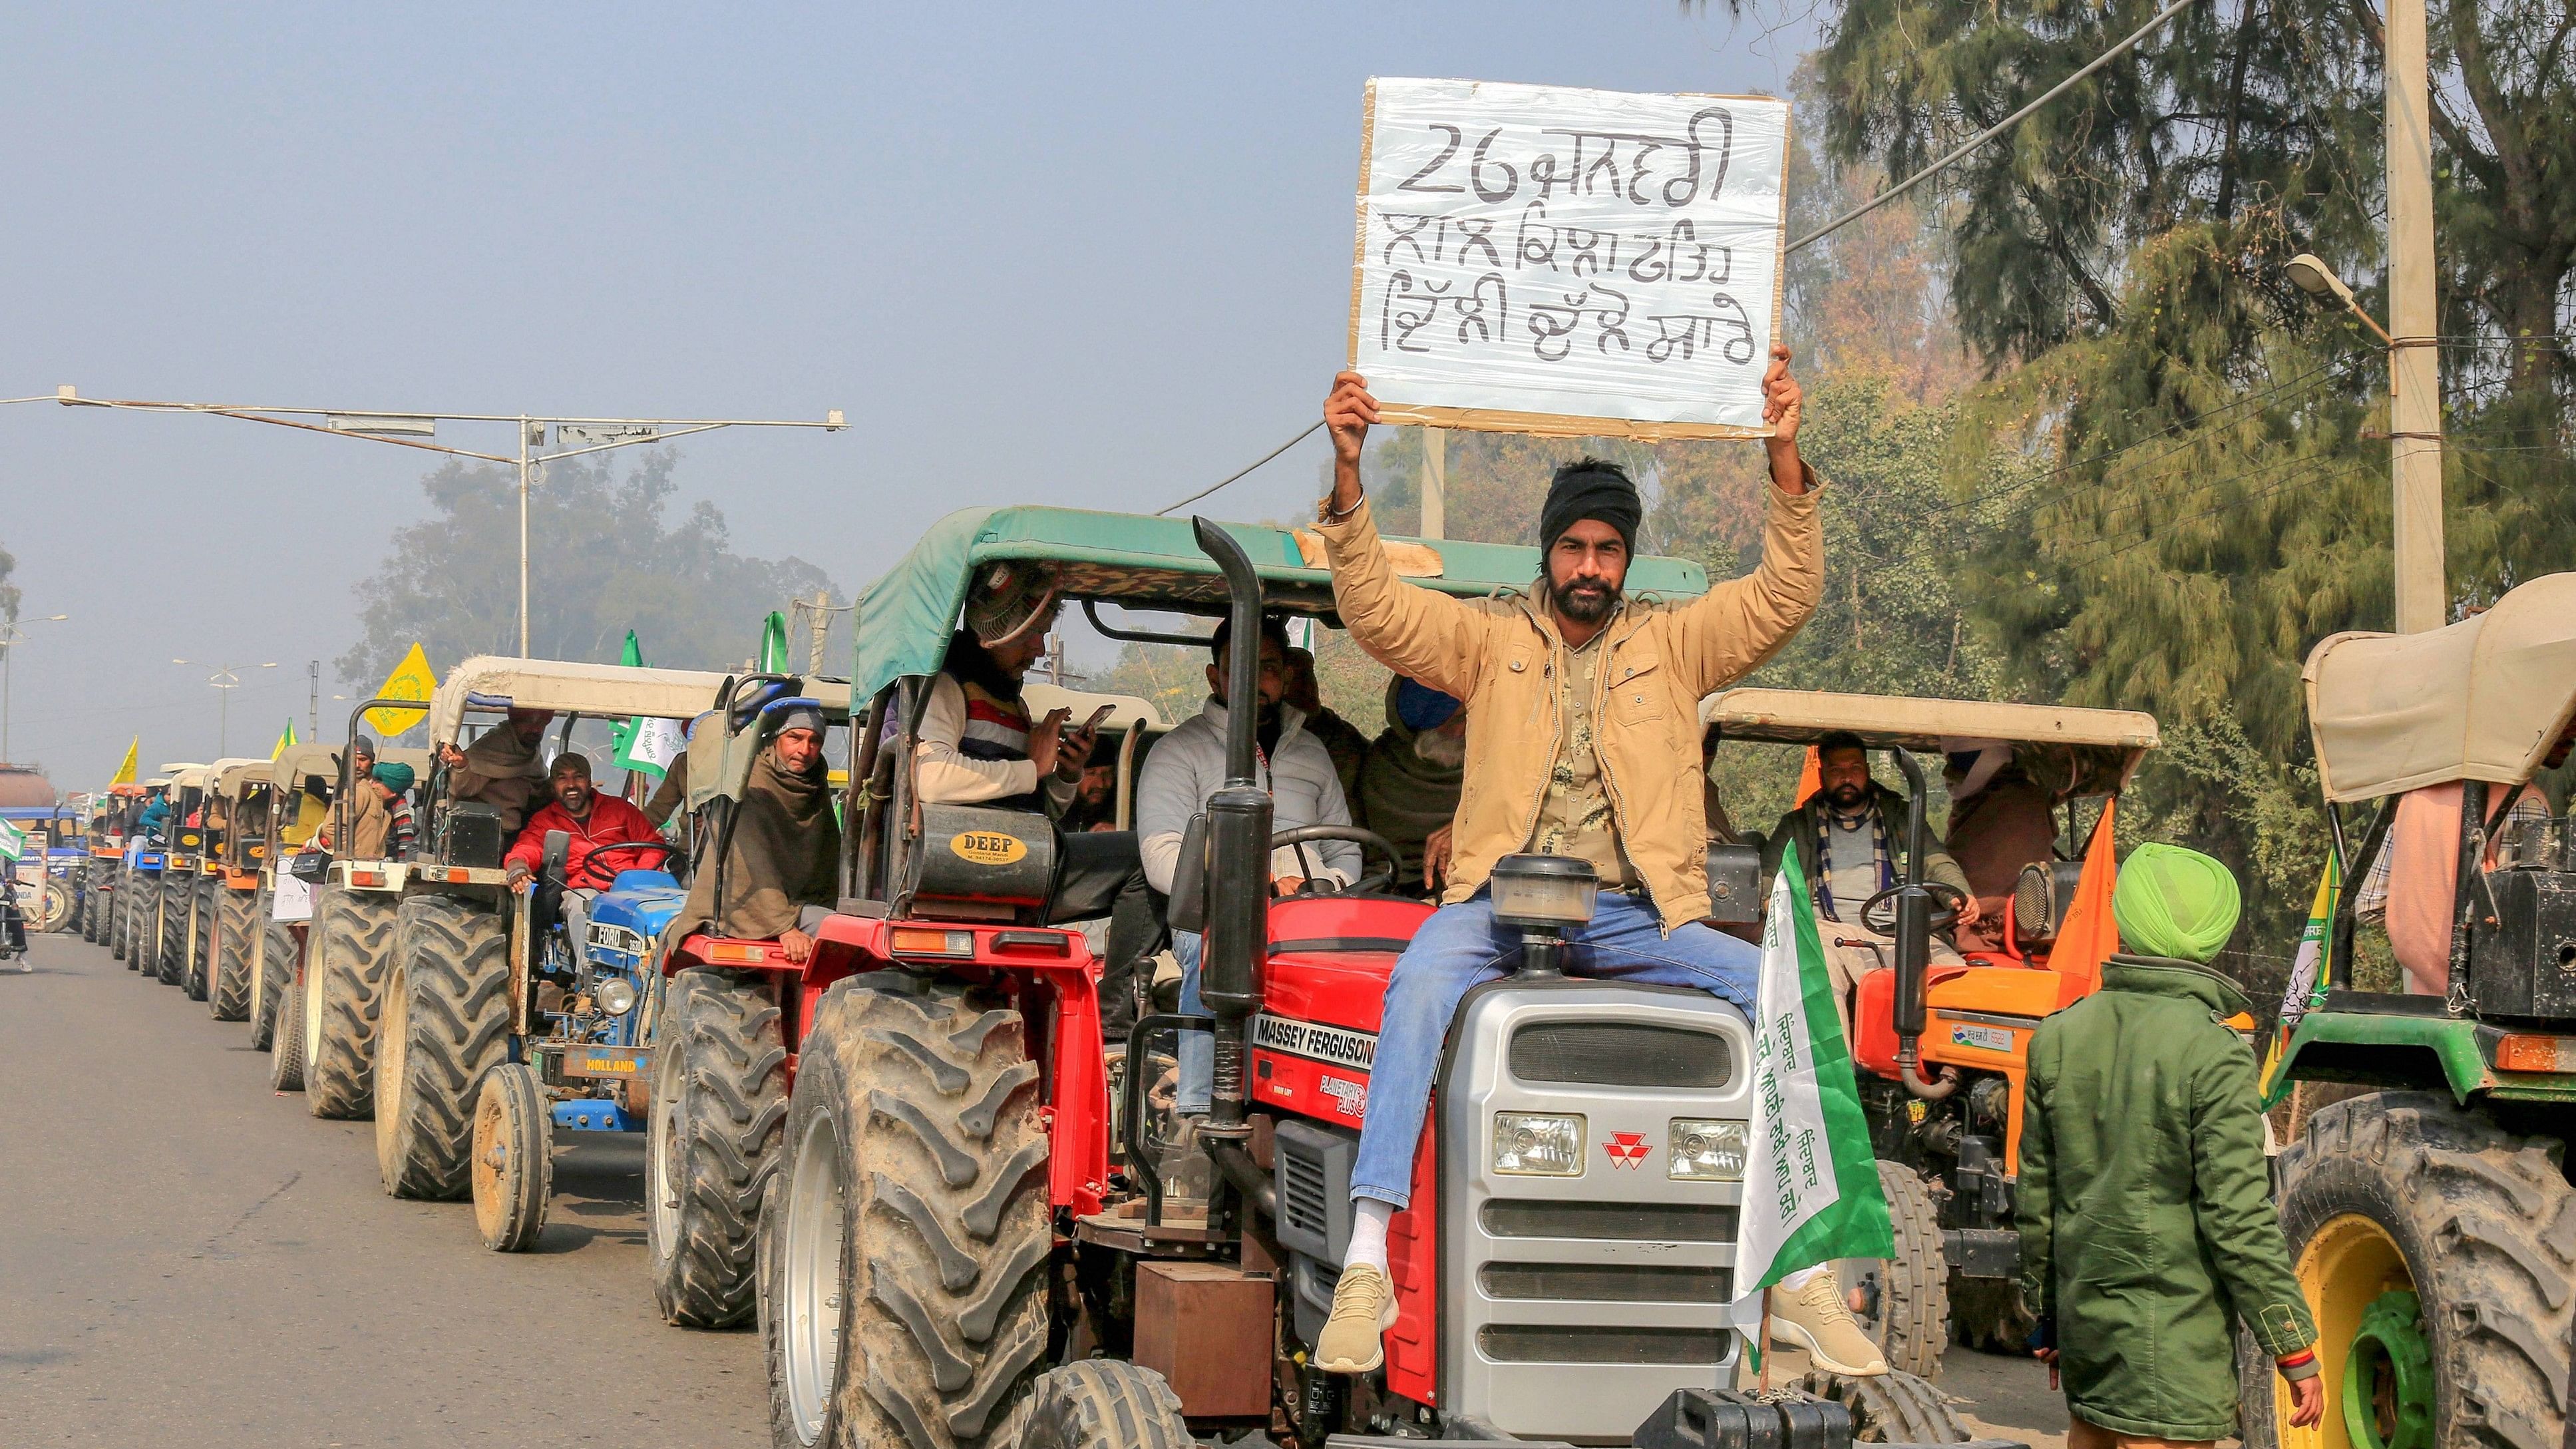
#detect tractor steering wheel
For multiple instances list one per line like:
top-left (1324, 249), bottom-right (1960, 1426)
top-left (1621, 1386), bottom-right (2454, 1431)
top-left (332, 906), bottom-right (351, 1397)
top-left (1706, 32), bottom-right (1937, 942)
top-left (1859, 880), bottom-right (1966, 935)
top-left (1270, 825), bottom-right (1404, 898)
top-left (584, 840), bottom-right (681, 877)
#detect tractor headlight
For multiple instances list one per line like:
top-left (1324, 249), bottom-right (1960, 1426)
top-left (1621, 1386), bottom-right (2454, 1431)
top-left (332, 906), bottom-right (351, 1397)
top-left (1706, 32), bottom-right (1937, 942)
top-left (1668, 1118), bottom-right (1748, 1181)
top-left (596, 977), bottom-right (639, 1016)
top-left (1492, 1112), bottom-right (1585, 1176)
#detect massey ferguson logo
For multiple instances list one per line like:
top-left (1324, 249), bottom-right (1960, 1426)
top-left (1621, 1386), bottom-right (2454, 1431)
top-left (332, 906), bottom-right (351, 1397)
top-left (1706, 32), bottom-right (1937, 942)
top-left (1250, 1013), bottom-right (1378, 1072)
top-left (1604, 1132), bottom-right (1651, 1169)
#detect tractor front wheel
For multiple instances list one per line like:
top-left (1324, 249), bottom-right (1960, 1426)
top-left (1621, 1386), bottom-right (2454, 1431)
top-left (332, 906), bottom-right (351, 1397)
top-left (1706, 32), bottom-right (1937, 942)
top-left (472, 1062), bottom-right (552, 1252)
top-left (648, 968), bottom-right (787, 1328)
top-left (209, 887), bottom-right (256, 1021)
top-left (270, 972), bottom-right (308, 1092)
top-left (1003, 1362), bottom-right (1193, 1449)
top-left (1837, 1160), bottom-right (1950, 1378)
top-left (2243, 1091), bottom-right (2572, 1449)
top-left (303, 887), bottom-right (399, 1120)
top-left (761, 976), bottom-right (1051, 1449)
top-left (375, 895), bottom-right (510, 1199)
top-left (250, 914), bottom-right (296, 1052)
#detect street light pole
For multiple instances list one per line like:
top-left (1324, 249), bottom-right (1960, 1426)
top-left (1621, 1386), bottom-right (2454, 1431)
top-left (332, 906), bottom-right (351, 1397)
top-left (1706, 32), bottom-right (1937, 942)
top-left (173, 660), bottom-right (278, 757)
top-left (55, 390), bottom-right (848, 660)
top-left (2384, 0), bottom-right (2445, 633)
top-left (1, 614), bottom-right (71, 763)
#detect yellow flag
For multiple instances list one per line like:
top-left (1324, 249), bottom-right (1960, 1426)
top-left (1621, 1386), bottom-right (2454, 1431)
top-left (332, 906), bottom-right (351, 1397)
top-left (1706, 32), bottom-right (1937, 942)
top-left (272, 719), bottom-right (297, 759)
top-left (110, 735), bottom-right (140, 786)
top-left (364, 643), bottom-right (439, 738)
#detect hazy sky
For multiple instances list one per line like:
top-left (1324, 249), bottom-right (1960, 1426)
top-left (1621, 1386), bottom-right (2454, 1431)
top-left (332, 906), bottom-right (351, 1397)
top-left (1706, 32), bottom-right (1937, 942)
top-left (1, 1), bottom-right (1819, 788)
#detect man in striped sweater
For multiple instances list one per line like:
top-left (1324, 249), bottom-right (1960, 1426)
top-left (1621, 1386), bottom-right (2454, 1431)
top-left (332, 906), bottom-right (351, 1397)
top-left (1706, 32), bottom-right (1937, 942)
top-left (916, 560), bottom-right (1158, 1035)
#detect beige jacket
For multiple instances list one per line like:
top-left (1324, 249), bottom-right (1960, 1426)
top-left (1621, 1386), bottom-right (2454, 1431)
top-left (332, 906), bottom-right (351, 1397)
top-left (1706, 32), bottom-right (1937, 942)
top-left (1314, 479), bottom-right (1823, 931)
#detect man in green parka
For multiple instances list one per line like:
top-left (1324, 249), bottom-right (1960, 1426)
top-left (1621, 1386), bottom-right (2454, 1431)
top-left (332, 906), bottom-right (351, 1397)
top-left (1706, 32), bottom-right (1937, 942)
top-left (2018, 843), bottom-right (2326, 1448)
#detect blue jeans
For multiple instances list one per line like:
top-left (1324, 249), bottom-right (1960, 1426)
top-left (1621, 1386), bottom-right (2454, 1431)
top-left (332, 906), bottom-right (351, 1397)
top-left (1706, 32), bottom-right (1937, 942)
top-left (1349, 889), bottom-right (1760, 1208)
top-left (1171, 931), bottom-right (1212, 1116)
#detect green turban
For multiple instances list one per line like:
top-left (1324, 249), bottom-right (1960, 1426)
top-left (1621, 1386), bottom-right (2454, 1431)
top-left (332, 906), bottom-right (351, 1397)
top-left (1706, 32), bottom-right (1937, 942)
top-left (2113, 843), bottom-right (2241, 963)
top-left (371, 761), bottom-right (416, 795)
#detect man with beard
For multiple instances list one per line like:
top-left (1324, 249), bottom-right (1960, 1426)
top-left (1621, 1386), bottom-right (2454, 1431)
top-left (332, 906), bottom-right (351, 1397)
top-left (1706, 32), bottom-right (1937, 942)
top-left (1285, 644), bottom-right (1369, 807)
top-left (1762, 731), bottom-right (1975, 1031)
top-left (1356, 677), bottom-right (1466, 897)
top-left (504, 753), bottom-right (663, 932)
top-left (1137, 612), bottom-right (1362, 1114)
top-left (1307, 354), bottom-right (1879, 1379)
top-left (917, 561), bottom-right (1158, 1037)
top-left (669, 707), bottom-right (840, 964)
top-left (437, 707), bottom-right (554, 839)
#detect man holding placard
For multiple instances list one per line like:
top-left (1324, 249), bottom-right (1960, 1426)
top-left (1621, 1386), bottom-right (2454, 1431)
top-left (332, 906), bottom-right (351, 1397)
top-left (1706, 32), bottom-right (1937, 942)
top-left (1307, 343), bottom-right (1876, 1375)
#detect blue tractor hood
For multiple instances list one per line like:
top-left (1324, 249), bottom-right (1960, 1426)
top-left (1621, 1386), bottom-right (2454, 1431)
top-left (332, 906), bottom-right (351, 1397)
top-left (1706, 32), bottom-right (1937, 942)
top-left (588, 869), bottom-right (688, 964)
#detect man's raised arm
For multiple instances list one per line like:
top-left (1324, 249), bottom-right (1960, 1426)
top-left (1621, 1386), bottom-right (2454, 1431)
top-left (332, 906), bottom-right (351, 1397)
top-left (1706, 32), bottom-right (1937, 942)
top-left (1311, 372), bottom-right (1489, 702)
top-left (1667, 346), bottom-right (1827, 695)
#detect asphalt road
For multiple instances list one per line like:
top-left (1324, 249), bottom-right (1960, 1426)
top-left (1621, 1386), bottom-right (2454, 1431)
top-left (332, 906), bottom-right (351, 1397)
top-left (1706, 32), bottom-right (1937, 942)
top-left (0, 929), bottom-right (769, 1448)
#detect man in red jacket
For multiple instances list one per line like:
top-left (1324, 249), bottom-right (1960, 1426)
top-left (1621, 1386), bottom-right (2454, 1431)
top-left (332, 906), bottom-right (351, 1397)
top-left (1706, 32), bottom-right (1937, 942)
top-left (504, 753), bottom-right (664, 892)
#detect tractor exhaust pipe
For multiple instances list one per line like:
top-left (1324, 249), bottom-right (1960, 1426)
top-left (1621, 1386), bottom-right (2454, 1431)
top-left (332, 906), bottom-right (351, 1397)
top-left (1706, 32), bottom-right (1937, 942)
top-left (1189, 517), bottom-right (1272, 1136)
top-left (1887, 747), bottom-right (1936, 1085)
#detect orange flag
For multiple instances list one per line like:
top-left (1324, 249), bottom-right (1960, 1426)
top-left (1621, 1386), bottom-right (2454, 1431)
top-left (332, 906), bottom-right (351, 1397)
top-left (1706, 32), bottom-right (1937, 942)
top-left (2046, 797), bottom-right (2122, 1005)
top-left (1794, 745), bottom-right (1822, 805)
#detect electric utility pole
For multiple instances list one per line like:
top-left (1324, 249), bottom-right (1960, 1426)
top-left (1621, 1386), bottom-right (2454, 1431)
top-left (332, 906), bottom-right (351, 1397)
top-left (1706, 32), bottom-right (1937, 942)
top-left (2384, 0), bottom-right (2445, 633)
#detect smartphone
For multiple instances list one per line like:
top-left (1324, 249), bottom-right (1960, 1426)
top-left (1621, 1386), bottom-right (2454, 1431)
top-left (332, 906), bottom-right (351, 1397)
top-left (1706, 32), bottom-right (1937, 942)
top-left (1083, 704), bottom-right (1115, 729)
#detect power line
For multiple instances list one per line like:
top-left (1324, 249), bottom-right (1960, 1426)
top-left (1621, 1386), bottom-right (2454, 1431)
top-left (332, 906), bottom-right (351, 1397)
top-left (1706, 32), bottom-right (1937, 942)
top-left (1152, 420), bottom-right (1324, 517)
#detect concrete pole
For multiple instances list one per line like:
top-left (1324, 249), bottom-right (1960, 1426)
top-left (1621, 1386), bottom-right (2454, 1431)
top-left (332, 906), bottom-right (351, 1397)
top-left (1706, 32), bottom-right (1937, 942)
top-left (2386, 0), bottom-right (2445, 632)
top-left (806, 590), bottom-right (829, 675)
top-left (1419, 427), bottom-right (1446, 540)
top-left (518, 417), bottom-right (534, 657)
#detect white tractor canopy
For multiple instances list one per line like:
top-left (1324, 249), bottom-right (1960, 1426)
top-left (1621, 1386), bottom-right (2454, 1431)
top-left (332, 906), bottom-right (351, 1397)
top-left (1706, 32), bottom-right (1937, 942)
top-left (209, 757), bottom-right (274, 798)
top-left (426, 655), bottom-right (737, 748)
top-left (2304, 572), bottom-right (2576, 803)
top-left (1700, 688), bottom-right (2160, 796)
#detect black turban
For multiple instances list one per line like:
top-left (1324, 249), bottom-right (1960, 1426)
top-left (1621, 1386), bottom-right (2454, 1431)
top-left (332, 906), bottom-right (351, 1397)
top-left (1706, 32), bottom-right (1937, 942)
top-left (1539, 466), bottom-right (1642, 555)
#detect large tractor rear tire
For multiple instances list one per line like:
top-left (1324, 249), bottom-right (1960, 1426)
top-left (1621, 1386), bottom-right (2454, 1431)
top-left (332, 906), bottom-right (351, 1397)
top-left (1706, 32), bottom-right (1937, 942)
top-left (1837, 1160), bottom-right (1950, 1378)
top-left (81, 879), bottom-right (103, 944)
top-left (649, 968), bottom-right (789, 1328)
top-left (270, 974), bottom-right (308, 1092)
top-left (1002, 1362), bottom-right (1193, 1449)
top-left (251, 915), bottom-right (297, 1052)
top-left (761, 977), bottom-right (1051, 1449)
top-left (209, 887), bottom-right (257, 1021)
top-left (375, 895), bottom-right (510, 1199)
top-left (1799, 1368), bottom-right (1974, 1443)
top-left (181, 878), bottom-right (214, 999)
top-left (303, 887), bottom-right (399, 1120)
top-left (111, 870), bottom-right (133, 962)
top-left (2244, 1091), bottom-right (2573, 1449)
top-left (157, 877), bottom-right (188, 986)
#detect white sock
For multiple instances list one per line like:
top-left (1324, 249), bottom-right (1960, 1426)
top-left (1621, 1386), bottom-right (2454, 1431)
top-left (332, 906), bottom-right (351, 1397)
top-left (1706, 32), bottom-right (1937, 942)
top-left (1344, 1198), bottom-right (1396, 1275)
top-left (1777, 1265), bottom-right (1823, 1292)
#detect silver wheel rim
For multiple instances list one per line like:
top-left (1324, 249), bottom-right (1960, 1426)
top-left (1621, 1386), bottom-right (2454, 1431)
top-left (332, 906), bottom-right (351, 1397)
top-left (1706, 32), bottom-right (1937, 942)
top-left (647, 1050), bottom-right (681, 1255)
top-left (782, 1107), bottom-right (846, 1444)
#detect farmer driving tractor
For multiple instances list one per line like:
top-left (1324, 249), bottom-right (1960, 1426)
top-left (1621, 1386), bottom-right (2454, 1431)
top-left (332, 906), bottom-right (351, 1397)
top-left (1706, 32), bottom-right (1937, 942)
top-left (668, 705), bottom-right (840, 964)
top-left (1310, 351), bottom-right (1889, 1378)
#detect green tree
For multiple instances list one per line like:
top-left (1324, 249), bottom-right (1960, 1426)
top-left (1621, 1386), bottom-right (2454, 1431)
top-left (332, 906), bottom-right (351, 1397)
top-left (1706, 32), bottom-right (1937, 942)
top-left (337, 451), bottom-right (839, 691)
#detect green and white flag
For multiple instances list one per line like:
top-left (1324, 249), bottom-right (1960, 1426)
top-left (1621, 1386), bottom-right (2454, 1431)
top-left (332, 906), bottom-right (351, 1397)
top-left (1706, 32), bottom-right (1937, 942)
top-left (0, 815), bottom-right (25, 863)
top-left (608, 630), bottom-right (684, 780)
top-left (1736, 839), bottom-right (1893, 1361)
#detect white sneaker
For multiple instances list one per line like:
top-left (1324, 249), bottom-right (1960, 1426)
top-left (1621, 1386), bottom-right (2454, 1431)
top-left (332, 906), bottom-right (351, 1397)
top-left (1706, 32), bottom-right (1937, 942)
top-left (1769, 1267), bottom-right (1888, 1376)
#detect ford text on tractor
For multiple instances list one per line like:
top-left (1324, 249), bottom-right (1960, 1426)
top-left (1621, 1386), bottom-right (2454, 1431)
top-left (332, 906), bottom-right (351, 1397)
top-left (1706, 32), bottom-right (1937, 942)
top-left (441, 660), bottom-right (731, 1247)
top-left (2252, 572), bottom-right (2576, 1449)
top-left (1696, 692), bottom-right (2174, 1374)
top-left (670, 507), bottom-right (1983, 1449)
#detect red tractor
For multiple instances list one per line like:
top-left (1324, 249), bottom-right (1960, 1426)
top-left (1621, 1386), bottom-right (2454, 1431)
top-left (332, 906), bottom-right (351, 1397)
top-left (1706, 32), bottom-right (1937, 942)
top-left (656, 508), bottom-right (1979, 1449)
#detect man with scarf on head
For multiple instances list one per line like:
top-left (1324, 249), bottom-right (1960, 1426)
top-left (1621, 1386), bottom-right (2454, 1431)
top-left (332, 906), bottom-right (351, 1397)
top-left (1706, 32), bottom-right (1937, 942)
top-left (1357, 677), bottom-right (1467, 898)
top-left (1308, 353), bottom-right (1882, 1378)
top-left (2020, 843), bottom-right (2323, 1448)
top-left (670, 706), bottom-right (841, 963)
top-left (1762, 729), bottom-right (1976, 1032)
top-left (437, 706), bottom-right (555, 839)
top-left (916, 561), bottom-right (1159, 1038)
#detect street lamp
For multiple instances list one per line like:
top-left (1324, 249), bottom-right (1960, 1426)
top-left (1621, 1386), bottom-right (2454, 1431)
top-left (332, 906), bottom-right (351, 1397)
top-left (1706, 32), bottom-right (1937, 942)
top-left (2283, 254), bottom-right (2394, 344)
top-left (55, 388), bottom-right (847, 657)
top-left (1, 614), bottom-right (70, 763)
top-left (173, 659), bottom-right (279, 757)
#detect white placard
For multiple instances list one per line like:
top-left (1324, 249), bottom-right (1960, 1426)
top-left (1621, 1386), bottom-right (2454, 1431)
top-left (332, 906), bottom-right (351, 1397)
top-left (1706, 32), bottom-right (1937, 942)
top-left (1350, 77), bottom-right (1790, 440)
top-left (271, 871), bottom-right (313, 922)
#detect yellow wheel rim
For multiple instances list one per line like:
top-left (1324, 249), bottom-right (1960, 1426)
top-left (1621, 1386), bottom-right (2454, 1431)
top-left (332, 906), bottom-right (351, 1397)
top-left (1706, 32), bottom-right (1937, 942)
top-left (2293, 1212), bottom-right (2418, 1449)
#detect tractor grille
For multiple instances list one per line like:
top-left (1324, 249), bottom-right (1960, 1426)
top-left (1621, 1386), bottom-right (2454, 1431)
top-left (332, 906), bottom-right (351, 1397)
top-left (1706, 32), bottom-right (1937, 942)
top-left (1508, 1021), bottom-right (1730, 1089)
top-left (1477, 1325), bottom-right (1734, 1365)
top-left (1477, 1262), bottom-right (1731, 1303)
top-left (1277, 1144), bottom-right (1332, 1247)
top-left (1480, 1199), bottom-right (1739, 1243)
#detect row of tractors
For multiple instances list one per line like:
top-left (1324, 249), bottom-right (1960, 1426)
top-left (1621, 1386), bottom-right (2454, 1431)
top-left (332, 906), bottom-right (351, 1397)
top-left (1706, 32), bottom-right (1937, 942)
top-left (66, 511), bottom-right (2575, 1449)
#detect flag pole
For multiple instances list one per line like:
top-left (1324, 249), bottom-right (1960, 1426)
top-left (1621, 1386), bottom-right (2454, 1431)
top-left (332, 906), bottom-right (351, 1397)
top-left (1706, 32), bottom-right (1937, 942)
top-left (1757, 1299), bottom-right (1773, 1392)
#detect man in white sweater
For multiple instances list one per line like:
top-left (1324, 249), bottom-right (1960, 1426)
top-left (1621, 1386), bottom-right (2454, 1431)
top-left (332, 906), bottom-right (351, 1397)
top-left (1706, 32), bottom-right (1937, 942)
top-left (1137, 612), bottom-right (1362, 1114)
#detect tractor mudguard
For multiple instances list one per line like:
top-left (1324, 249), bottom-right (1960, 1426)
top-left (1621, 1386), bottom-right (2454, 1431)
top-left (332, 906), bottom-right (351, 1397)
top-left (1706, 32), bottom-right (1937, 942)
top-left (2271, 1006), bottom-right (2576, 1104)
